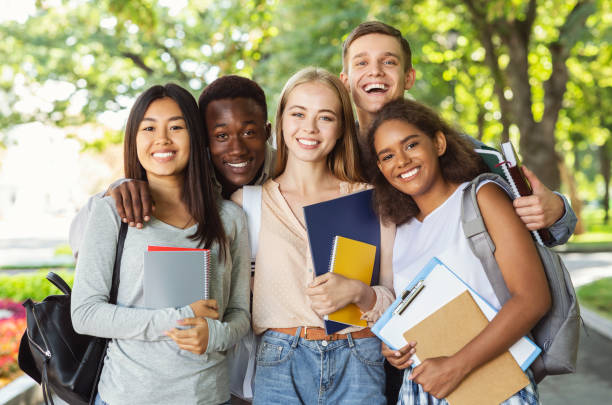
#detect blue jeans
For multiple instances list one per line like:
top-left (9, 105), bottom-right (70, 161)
top-left (253, 328), bottom-right (385, 405)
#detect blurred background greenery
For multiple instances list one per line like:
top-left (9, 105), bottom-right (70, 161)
top-left (0, 0), bottom-right (610, 240)
top-left (0, 0), bottom-right (611, 391)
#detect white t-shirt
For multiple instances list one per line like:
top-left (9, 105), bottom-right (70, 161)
top-left (392, 181), bottom-right (502, 310)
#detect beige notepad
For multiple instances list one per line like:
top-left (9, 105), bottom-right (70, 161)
top-left (403, 291), bottom-right (529, 405)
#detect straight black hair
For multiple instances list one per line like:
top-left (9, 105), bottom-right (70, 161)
top-left (124, 83), bottom-right (227, 256)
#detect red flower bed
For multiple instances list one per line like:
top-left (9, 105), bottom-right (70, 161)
top-left (0, 298), bottom-right (26, 388)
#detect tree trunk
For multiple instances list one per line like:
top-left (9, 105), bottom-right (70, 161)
top-left (600, 141), bottom-right (611, 224)
top-left (521, 119), bottom-right (561, 191)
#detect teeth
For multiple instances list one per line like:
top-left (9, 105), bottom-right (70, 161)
top-left (153, 152), bottom-right (174, 158)
top-left (400, 167), bottom-right (419, 179)
top-left (365, 83), bottom-right (387, 92)
top-left (298, 139), bottom-right (318, 146)
top-left (226, 161), bottom-right (249, 168)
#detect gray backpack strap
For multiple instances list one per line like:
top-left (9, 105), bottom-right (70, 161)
top-left (462, 172), bottom-right (580, 382)
top-left (461, 173), bottom-right (514, 305)
top-left (242, 185), bottom-right (262, 260)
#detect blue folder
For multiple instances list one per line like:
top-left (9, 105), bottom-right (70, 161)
top-left (303, 189), bottom-right (381, 334)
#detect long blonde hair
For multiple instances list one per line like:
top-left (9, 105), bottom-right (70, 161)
top-left (274, 67), bottom-right (364, 182)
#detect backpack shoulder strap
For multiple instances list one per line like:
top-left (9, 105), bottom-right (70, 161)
top-left (461, 173), bottom-right (513, 305)
top-left (242, 185), bottom-right (263, 260)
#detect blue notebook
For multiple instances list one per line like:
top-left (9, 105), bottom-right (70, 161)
top-left (303, 189), bottom-right (381, 334)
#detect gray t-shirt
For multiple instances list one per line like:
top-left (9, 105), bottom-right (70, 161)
top-left (71, 196), bottom-right (250, 405)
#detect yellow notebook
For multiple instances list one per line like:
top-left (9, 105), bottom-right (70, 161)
top-left (326, 236), bottom-right (376, 327)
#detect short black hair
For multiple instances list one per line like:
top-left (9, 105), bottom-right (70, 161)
top-left (198, 75), bottom-right (268, 123)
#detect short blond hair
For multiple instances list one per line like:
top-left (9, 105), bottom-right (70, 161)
top-left (274, 67), bottom-right (364, 183)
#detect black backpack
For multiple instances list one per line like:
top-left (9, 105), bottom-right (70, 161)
top-left (18, 223), bottom-right (127, 404)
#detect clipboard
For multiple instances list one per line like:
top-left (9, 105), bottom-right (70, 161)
top-left (372, 257), bottom-right (541, 371)
top-left (402, 291), bottom-right (529, 405)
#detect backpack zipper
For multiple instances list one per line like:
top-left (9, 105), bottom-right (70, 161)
top-left (28, 306), bottom-right (52, 359)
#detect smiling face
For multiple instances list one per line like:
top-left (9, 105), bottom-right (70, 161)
top-left (374, 119), bottom-right (446, 200)
top-left (281, 81), bottom-right (342, 165)
top-left (341, 33), bottom-right (415, 122)
top-left (136, 97), bottom-right (190, 182)
top-left (206, 97), bottom-right (270, 191)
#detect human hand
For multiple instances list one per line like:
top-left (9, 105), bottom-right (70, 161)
top-left (306, 273), bottom-right (369, 316)
top-left (189, 299), bottom-right (219, 319)
top-left (107, 179), bottom-right (154, 228)
top-left (513, 166), bottom-right (565, 230)
top-left (409, 356), bottom-right (469, 399)
top-left (382, 341), bottom-right (417, 370)
top-left (166, 317), bottom-right (210, 354)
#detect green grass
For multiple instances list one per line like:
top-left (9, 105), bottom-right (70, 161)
top-left (577, 277), bottom-right (612, 320)
top-left (53, 243), bottom-right (73, 256)
top-left (557, 208), bottom-right (612, 252)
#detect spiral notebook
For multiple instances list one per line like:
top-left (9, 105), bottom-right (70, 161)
top-left (475, 144), bottom-right (550, 245)
top-left (324, 236), bottom-right (376, 328)
top-left (143, 246), bottom-right (211, 309)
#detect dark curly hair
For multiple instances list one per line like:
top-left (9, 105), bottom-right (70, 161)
top-left (366, 99), bottom-right (488, 225)
top-left (198, 75), bottom-right (267, 134)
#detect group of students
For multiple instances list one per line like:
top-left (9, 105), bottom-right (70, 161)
top-left (69, 21), bottom-right (577, 405)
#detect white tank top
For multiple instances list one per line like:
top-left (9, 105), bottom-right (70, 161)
top-left (392, 181), bottom-right (502, 309)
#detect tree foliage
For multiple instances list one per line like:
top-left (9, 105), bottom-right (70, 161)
top-left (0, 0), bottom-right (610, 211)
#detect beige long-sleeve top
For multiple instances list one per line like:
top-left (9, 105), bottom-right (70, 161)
top-left (251, 179), bottom-right (395, 335)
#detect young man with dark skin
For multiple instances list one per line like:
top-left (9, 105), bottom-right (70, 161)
top-left (68, 76), bottom-right (275, 256)
top-left (338, 21), bottom-right (577, 404)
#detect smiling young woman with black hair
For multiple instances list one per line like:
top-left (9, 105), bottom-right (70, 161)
top-left (70, 83), bottom-right (250, 405)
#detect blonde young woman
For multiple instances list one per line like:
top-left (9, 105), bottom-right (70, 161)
top-left (231, 67), bottom-right (395, 404)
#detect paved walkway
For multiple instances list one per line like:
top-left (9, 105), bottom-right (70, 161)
top-left (538, 252), bottom-right (612, 403)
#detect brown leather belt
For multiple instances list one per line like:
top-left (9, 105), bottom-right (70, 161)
top-left (269, 326), bottom-right (375, 341)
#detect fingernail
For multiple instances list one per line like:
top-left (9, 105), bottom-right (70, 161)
top-left (395, 352), bottom-right (401, 357)
top-left (137, 223), bottom-right (143, 229)
top-left (129, 222), bottom-right (135, 227)
top-left (144, 216), bottom-right (150, 221)
top-left (410, 348), bottom-right (416, 354)
top-left (122, 218), bottom-right (128, 223)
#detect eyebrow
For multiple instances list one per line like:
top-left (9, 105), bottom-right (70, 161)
top-left (287, 105), bottom-right (338, 116)
top-left (212, 119), bottom-right (258, 129)
top-left (376, 134), bottom-right (419, 157)
top-left (352, 51), bottom-right (400, 60)
top-left (141, 116), bottom-right (185, 122)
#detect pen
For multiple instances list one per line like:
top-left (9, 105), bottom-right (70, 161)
top-left (393, 280), bottom-right (425, 316)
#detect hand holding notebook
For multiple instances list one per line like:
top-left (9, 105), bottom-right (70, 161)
top-left (323, 236), bottom-right (376, 328)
